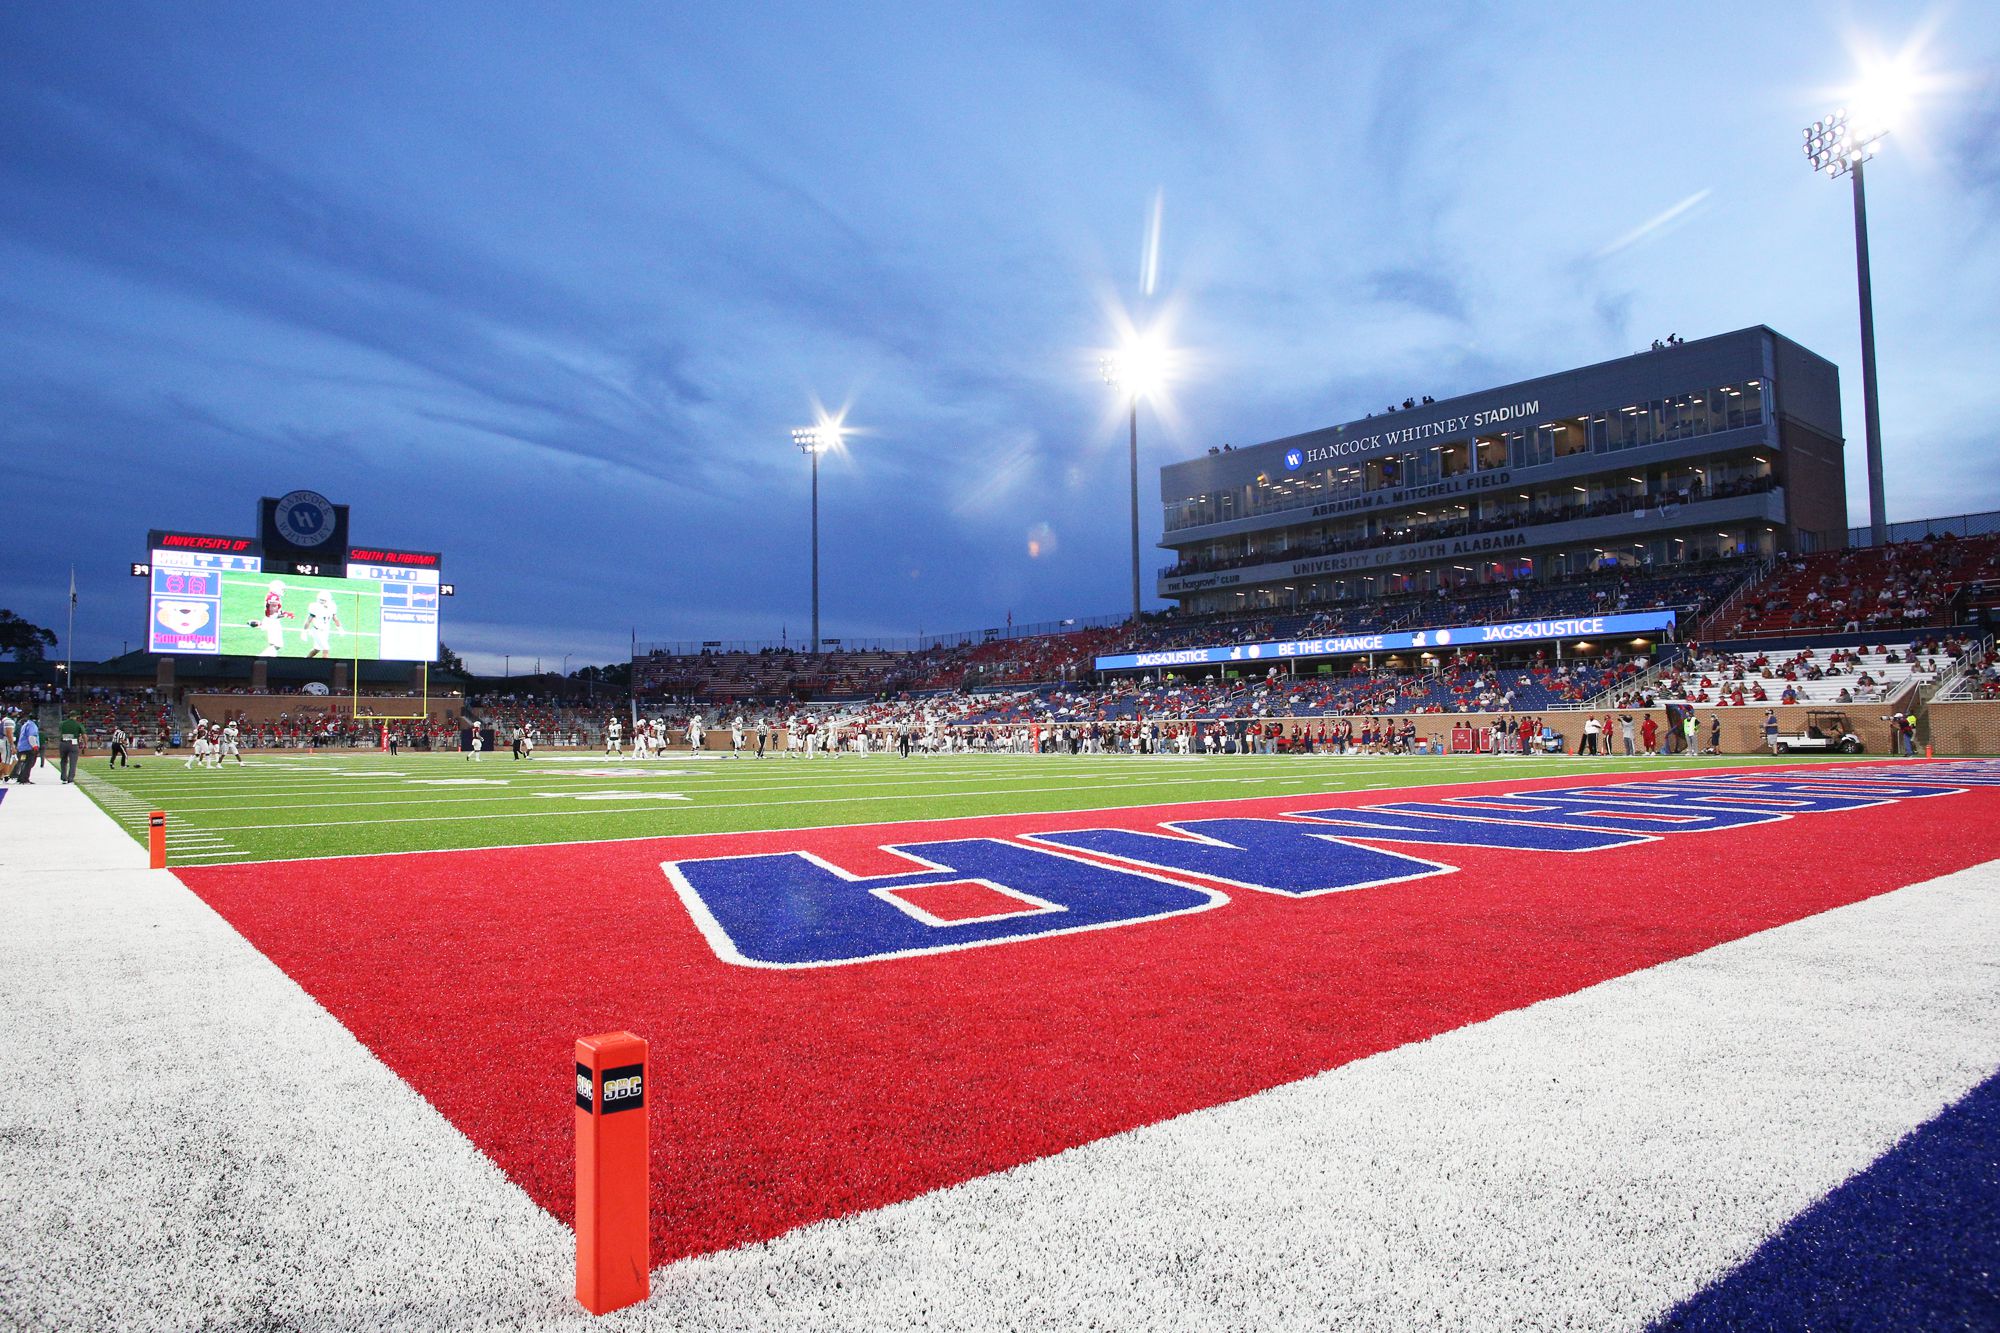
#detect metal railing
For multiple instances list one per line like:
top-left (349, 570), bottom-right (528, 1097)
top-left (1847, 508), bottom-right (2000, 548)
top-left (1575, 646), bottom-right (1683, 710)
top-left (1692, 557), bottom-right (1772, 639)
top-left (1926, 635), bottom-right (1995, 703)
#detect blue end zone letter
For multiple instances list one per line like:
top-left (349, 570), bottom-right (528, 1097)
top-left (665, 838), bottom-right (1221, 968)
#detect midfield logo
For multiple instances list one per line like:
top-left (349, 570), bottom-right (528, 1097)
top-left (662, 768), bottom-right (1999, 968)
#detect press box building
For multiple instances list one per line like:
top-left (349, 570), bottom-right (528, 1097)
top-left (1157, 326), bottom-right (1846, 615)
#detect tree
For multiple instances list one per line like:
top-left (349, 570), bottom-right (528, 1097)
top-left (0, 610), bottom-right (56, 662)
top-left (436, 642), bottom-right (467, 673)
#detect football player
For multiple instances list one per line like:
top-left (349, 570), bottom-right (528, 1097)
top-left (250, 581), bottom-right (295, 656)
top-left (302, 591), bottom-right (343, 659)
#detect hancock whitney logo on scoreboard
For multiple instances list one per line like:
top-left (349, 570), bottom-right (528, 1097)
top-left (273, 490), bottom-right (336, 548)
top-left (1283, 448), bottom-right (1304, 471)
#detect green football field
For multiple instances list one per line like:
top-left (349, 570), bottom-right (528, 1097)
top-left (72, 747), bottom-right (1855, 867)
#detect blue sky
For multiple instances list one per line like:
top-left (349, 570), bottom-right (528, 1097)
top-left (4, 2), bottom-right (1997, 671)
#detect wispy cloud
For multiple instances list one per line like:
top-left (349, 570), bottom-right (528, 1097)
top-left (1594, 190), bottom-right (1714, 260)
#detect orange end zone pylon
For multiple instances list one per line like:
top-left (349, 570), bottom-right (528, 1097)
top-left (575, 1030), bottom-right (650, 1315)
top-left (149, 811), bottom-right (166, 869)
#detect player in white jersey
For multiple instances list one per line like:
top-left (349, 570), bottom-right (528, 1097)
top-left (251, 581), bottom-right (295, 656)
top-left (221, 721), bottom-right (242, 765)
top-left (730, 715), bottom-right (745, 757)
top-left (606, 717), bottom-right (623, 756)
top-left (302, 591), bottom-right (343, 658)
top-left (184, 723), bottom-right (208, 769)
top-left (520, 727), bottom-right (535, 759)
top-left (687, 715), bottom-right (704, 755)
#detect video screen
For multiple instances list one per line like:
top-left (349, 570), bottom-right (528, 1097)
top-left (148, 550), bottom-right (439, 661)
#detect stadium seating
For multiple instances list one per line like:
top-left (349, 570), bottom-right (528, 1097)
top-left (1708, 533), bottom-right (2000, 637)
top-left (58, 692), bottom-right (173, 746)
top-left (1646, 640), bottom-right (1962, 708)
top-left (633, 559), bottom-right (1755, 706)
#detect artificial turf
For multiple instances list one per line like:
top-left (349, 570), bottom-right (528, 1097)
top-left (167, 762), bottom-right (2000, 1269)
top-left (73, 746), bottom-right (1858, 866)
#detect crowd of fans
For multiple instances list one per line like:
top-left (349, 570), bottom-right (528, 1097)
top-left (1713, 533), bottom-right (2000, 636)
top-left (630, 562), bottom-right (1752, 708)
top-left (1630, 638), bottom-right (1960, 708)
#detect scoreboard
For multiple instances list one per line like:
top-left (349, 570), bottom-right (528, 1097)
top-left (144, 529), bottom-right (444, 662)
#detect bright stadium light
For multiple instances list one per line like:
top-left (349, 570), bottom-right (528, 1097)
top-left (1802, 95), bottom-right (1893, 547)
top-left (1100, 330), bottom-right (1169, 403)
top-left (1101, 327), bottom-right (1173, 623)
top-left (792, 414), bottom-right (850, 650)
top-left (1800, 30), bottom-right (1943, 550)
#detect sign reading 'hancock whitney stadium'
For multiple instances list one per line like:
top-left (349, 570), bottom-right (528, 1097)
top-left (1093, 610), bottom-right (1678, 671)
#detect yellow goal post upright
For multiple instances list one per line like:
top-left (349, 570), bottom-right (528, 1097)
top-left (349, 586), bottom-right (434, 723)
top-left (350, 660), bottom-right (431, 722)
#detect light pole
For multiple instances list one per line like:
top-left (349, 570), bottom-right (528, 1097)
top-left (1804, 108), bottom-right (1890, 547)
top-left (791, 421), bottom-right (846, 649)
top-left (1102, 332), bottom-right (1167, 623)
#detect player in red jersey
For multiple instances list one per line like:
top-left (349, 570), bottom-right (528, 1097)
top-left (250, 581), bottom-right (296, 656)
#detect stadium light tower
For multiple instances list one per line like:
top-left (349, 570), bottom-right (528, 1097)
top-left (1804, 90), bottom-right (1898, 547)
top-left (1101, 330), bottom-right (1168, 623)
top-left (791, 419), bottom-right (847, 649)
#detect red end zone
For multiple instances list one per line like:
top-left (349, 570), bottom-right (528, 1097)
top-left (176, 762), bottom-right (2000, 1263)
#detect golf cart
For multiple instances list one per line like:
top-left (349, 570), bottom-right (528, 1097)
top-left (1769, 710), bottom-right (1863, 754)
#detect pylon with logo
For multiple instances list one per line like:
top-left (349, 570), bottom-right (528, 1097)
top-left (574, 1031), bottom-right (650, 1315)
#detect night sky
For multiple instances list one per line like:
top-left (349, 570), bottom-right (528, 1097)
top-left (5, 2), bottom-right (1997, 672)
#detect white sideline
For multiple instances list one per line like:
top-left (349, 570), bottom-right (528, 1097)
top-left (0, 778), bottom-right (576, 1330)
top-left (1, 777), bottom-right (1995, 1330)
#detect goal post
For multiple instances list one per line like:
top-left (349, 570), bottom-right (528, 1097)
top-left (350, 657), bottom-right (433, 722)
